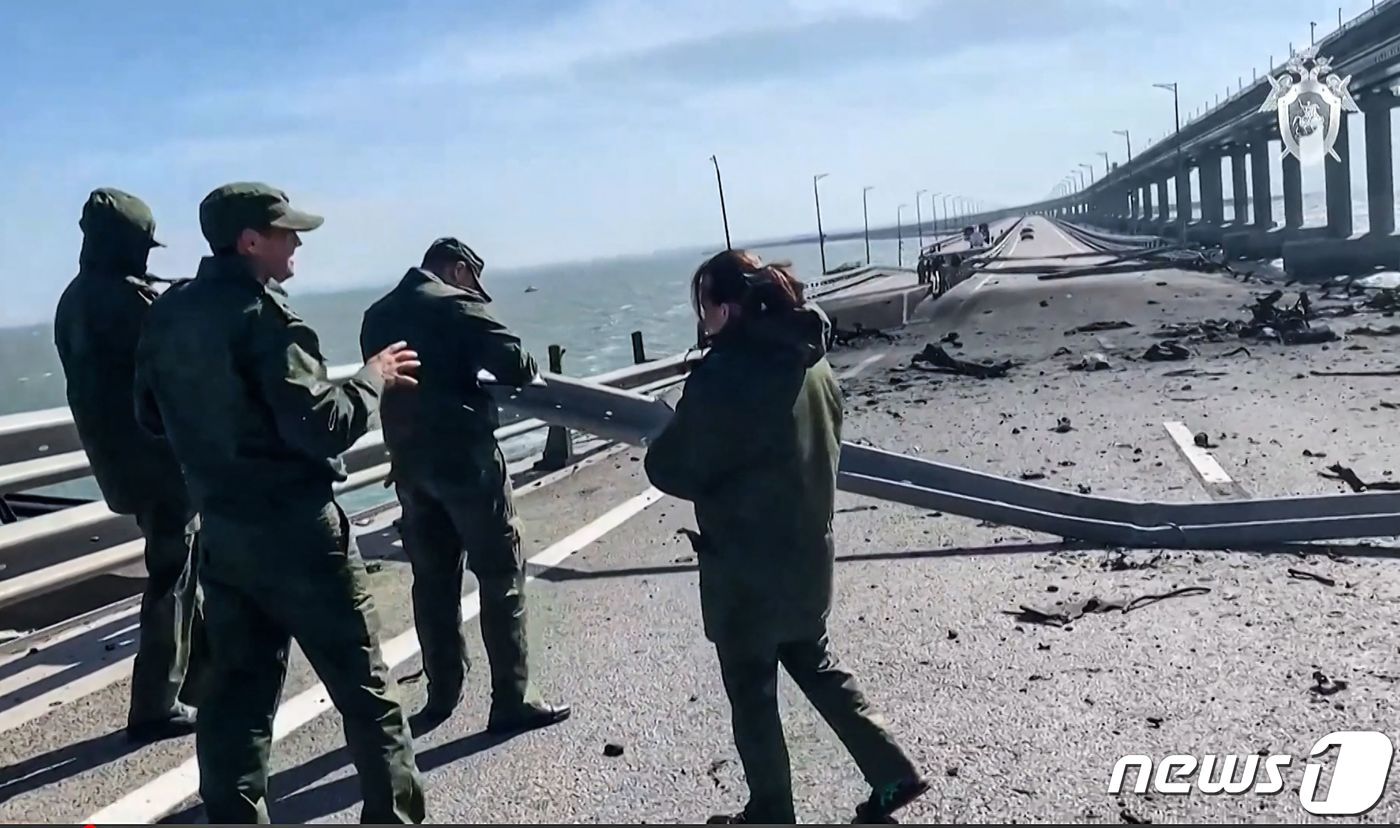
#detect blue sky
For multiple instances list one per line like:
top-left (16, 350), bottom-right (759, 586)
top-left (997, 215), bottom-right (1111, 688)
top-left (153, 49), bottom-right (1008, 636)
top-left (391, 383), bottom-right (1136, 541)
top-left (0, 0), bottom-right (1375, 325)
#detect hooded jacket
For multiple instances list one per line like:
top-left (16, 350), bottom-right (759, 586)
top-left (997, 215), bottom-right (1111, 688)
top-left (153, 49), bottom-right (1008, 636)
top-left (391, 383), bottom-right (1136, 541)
top-left (644, 303), bottom-right (842, 647)
top-left (53, 190), bottom-right (186, 515)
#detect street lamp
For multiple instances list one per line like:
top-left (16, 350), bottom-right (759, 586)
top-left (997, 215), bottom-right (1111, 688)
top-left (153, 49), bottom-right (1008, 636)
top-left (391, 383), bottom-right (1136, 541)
top-left (1310, 20), bottom-right (1317, 45)
top-left (1098, 151), bottom-right (1111, 177)
top-left (1113, 129), bottom-right (1133, 162)
top-left (1153, 81), bottom-right (1186, 243)
top-left (813, 173), bottom-right (829, 274)
top-left (708, 155), bottom-right (731, 250)
top-left (862, 186), bottom-right (874, 265)
top-left (930, 191), bottom-right (941, 235)
top-left (916, 189), bottom-right (927, 249)
top-left (1079, 162), bottom-right (1095, 186)
top-left (897, 204), bottom-right (908, 267)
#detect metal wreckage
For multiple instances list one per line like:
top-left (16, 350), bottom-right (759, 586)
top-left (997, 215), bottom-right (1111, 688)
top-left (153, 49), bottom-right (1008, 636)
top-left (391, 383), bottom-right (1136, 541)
top-left (493, 363), bottom-right (1400, 553)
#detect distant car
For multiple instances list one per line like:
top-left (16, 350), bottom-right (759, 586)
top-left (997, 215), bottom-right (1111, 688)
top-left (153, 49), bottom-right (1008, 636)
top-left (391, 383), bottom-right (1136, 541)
top-left (1019, 227), bottom-right (1035, 240)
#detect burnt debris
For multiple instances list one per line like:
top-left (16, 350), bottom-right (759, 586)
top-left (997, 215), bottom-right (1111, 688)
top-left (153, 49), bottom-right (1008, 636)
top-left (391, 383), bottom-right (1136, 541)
top-left (910, 344), bottom-right (1016, 379)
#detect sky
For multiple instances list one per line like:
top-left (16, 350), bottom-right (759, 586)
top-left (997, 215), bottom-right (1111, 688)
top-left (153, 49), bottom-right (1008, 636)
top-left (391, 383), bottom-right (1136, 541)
top-left (0, 0), bottom-right (1381, 326)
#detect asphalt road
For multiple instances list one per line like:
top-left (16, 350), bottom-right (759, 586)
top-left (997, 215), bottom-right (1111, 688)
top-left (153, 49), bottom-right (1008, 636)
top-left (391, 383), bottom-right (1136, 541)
top-left (5, 215), bottom-right (1400, 824)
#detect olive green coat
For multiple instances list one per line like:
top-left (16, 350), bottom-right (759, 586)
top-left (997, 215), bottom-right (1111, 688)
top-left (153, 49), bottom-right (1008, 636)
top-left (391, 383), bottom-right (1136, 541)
top-left (644, 304), bottom-right (842, 647)
top-left (359, 267), bottom-right (537, 487)
top-left (54, 192), bottom-right (186, 514)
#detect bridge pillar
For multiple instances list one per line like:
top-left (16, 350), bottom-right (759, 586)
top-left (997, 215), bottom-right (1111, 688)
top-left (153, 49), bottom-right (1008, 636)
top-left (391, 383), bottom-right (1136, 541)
top-left (1363, 90), bottom-right (1396, 236)
top-left (1281, 153), bottom-right (1304, 229)
top-left (1325, 112), bottom-right (1353, 238)
top-left (1156, 178), bottom-right (1170, 224)
top-left (1250, 131), bottom-right (1274, 229)
top-left (1175, 168), bottom-right (1193, 225)
top-left (1141, 183), bottom-right (1153, 226)
top-left (1229, 146), bottom-right (1249, 224)
top-left (1198, 150), bottom-right (1224, 225)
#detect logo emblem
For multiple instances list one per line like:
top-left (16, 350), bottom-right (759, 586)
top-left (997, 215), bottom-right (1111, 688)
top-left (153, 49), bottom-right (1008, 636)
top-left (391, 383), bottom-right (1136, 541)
top-left (1259, 47), bottom-right (1358, 166)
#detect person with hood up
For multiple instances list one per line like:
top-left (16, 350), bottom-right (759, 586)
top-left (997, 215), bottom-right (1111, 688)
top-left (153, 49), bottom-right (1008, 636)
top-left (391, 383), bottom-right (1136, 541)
top-left (643, 249), bottom-right (929, 825)
top-left (53, 188), bottom-right (206, 743)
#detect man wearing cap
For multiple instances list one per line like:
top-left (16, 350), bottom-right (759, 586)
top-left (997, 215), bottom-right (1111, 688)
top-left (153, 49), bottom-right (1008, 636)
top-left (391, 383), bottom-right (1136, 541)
top-left (134, 182), bottom-right (427, 823)
top-left (53, 188), bottom-right (206, 743)
top-left (359, 238), bottom-right (570, 733)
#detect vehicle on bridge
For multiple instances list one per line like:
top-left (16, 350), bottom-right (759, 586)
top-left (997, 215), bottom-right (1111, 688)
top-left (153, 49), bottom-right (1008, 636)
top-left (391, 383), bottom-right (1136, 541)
top-left (1020, 226), bottom-right (1035, 240)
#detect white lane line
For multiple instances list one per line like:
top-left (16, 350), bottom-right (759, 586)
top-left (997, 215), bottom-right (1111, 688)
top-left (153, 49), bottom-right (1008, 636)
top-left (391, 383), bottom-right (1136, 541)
top-left (1047, 219), bottom-right (1092, 255)
top-left (974, 231), bottom-right (1022, 292)
top-left (839, 352), bottom-right (886, 380)
top-left (1163, 421), bottom-right (1248, 499)
top-left (86, 486), bottom-right (666, 825)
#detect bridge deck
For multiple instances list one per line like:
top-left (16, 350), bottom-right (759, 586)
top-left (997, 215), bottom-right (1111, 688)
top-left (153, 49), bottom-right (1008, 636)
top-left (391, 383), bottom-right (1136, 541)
top-left (3, 216), bottom-right (1399, 824)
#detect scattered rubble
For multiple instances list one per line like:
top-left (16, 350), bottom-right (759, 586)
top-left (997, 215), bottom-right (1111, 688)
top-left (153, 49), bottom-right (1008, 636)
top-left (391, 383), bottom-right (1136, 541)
top-left (911, 344), bottom-right (1015, 379)
top-left (1319, 463), bottom-right (1400, 492)
top-left (603, 742), bottom-right (626, 757)
top-left (1287, 568), bottom-right (1336, 587)
top-left (1068, 352), bottom-right (1112, 372)
top-left (1065, 320), bottom-right (1134, 335)
top-left (1051, 417), bottom-right (1073, 433)
top-left (1310, 670), bottom-right (1349, 697)
top-left (1007, 587), bottom-right (1211, 628)
top-left (1143, 341), bottom-right (1190, 361)
top-left (1348, 324), bottom-right (1400, 337)
top-left (832, 322), bottom-right (896, 348)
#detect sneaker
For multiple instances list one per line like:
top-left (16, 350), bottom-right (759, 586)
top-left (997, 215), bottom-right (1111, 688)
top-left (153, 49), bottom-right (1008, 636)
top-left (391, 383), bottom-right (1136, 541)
top-left (852, 776), bottom-right (930, 823)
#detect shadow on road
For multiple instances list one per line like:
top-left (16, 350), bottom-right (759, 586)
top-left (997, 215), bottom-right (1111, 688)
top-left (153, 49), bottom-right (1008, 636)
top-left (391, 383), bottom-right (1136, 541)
top-left (0, 728), bottom-right (144, 805)
top-left (160, 729), bottom-right (516, 824)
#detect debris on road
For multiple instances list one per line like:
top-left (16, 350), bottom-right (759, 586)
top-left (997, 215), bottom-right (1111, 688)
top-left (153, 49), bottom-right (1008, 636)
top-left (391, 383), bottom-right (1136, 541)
top-left (1068, 352), bottom-right (1112, 372)
top-left (1065, 320), bottom-right (1134, 335)
top-left (1193, 432), bottom-right (1216, 449)
top-left (603, 742), bottom-right (626, 757)
top-left (1309, 368), bottom-right (1400, 377)
top-left (1102, 550), bottom-right (1165, 571)
top-left (1319, 463), bottom-right (1400, 492)
top-left (1143, 341), bottom-right (1190, 361)
top-left (1302, 449), bottom-right (1327, 458)
top-left (1310, 670), bottom-right (1349, 697)
top-left (1287, 568), bottom-right (1336, 587)
top-left (1051, 417), bottom-right (1073, 433)
top-left (1020, 471), bottom-right (1047, 481)
top-left (832, 322), bottom-right (896, 348)
top-left (1007, 586), bottom-right (1211, 628)
top-left (910, 343), bottom-right (1015, 379)
top-left (1348, 324), bottom-right (1400, 337)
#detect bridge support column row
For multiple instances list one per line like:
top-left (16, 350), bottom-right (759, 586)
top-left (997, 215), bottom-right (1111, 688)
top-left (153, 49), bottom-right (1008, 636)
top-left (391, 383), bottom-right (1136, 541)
top-left (1325, 115), bottom-right (1353, 238)
top-left (1198, 151), bottom-right (1224, 225)
top-left (1364, 92), bottom-right (1396, 236)
top-left (1282, 154), bottom-right (1303, 229)
top-left (1250, 130), bottom-right (1273, 229)
top-left (1229, 147), bottom-right (1248, 224)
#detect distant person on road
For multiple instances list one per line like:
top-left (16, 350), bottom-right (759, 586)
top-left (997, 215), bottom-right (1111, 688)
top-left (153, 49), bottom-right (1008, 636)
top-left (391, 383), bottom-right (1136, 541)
top-left (133, 182), bottom-right (426, 824)
top-left (53, 188), bottom-right (207, 744)
top-left (644, 249), bottom-right (929, 824)
top-left (359, 238), bottom-right (570, 734)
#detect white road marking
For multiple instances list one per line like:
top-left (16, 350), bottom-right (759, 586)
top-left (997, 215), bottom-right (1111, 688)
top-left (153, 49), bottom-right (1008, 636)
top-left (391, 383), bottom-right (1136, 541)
top-left (86, 486), bottom-right (667, 825)
top-left (973, 231), bottom-right (1022, 292)
top-left (1046, 219), bottom-right (1091, 255)
top-left (839, 353), bottom-right (886, 379)
top-left (1163, 421), bottom-right (1235, 486)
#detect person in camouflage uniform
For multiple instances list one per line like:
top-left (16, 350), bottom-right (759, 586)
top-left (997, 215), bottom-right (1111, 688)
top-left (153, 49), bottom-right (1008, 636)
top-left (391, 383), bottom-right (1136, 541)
top-left (53, 188), bottom-right (206, 743)
top-left (359, 238), bottom-right (569, 733)
top-left (133, 182), bottom-right (426, 824)
top-left (645, 249), bottom-right (929, 825)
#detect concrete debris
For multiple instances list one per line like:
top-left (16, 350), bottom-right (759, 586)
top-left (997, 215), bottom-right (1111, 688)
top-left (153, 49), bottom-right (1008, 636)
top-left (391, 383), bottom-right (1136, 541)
top-left (1287, 568), bottom-right (1336, 587)
top-left (1348, 324), bottom-right (1400, 337)
top-left (832, 322), bottom-right (896, 348)
top-left (1354, 271), bottom-right (1400, 290)
top-left (1065, 320), bottom-right (1134, 335)
top-left (1319, 463), bottom-right (1400, 492)
top-left (1310, 670), bottom-right (1348, 697)
top-left (1068, 352), bottom-right (1111, 371)
top-left (603, 742), bottom-right (626, 757)
top-left (911, 344), bottom-right (1015, 379)
top-left (1143, 341), bottom-right (1190, 361)
top-left (1051, 417), bottom-right (1073, 433)
top-left (1193, 432), bottom-right (1216, 449)
top-left (1102, 550), bottom-right (1164, 571)
top-left (1020, 471), bottom-right (1047, 481)
top-left (1302, 449), bottom-right (1327, 458)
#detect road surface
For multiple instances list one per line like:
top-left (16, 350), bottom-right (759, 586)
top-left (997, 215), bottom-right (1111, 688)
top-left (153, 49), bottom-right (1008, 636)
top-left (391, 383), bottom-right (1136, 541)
top-left (4, 215), bottom-right (1400, 824)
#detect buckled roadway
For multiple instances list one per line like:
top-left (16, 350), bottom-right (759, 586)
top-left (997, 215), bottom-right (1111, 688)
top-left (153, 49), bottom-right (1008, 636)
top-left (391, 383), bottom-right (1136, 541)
top-left (4, 215), bottom-right (1400, 824)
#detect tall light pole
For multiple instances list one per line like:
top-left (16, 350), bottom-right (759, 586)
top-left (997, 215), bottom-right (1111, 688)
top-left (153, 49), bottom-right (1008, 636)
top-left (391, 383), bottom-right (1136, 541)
top-left (1153, 81), bottom-right (1186, 243)
top-left (813, 173), bottom-right (829, 274)
top-left (1098, 151), bottom-right (1111, 177)
top-left (930, 191), bottom-right (941, 235)
top-left (708, 155), bottom-right (731, 250)
top-left (862, 185), bottom-right (874, 265)
top-left (1310, 20), bottom-right (1317, 45)
top-left (1113, 128), bottom-right (1132, 162)
top-left (1079, 163), bottom-right (1095, 186)
top-left (897, 204), bottom-right (908, 267)
top-left (942, 194), bottom-right (953, 233)
top-left (915, 189), bottom-right (927, 249)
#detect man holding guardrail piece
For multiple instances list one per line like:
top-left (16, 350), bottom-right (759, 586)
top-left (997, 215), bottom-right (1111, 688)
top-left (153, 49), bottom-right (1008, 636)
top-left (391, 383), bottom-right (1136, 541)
top-left (359, 237), bottom-right (570, 734)
top-left (133, 182), bottom-right (426, 824)
top-left (53, 188), bottom-right (206, 743)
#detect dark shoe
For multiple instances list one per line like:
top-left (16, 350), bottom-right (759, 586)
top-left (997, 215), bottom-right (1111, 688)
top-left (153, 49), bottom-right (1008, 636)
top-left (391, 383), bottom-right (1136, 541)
top-left (126, 702), bottom-right (197, 744)
top-left (486, 701), bottom-right (571, 734)
top-left (706, 812), bottom-right (749, 824)
top-left (853, 776), bottom-right (929, 823)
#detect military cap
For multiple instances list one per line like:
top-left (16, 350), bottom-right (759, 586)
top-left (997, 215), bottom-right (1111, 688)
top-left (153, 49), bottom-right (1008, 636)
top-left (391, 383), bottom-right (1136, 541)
top-left (199, 182), bottom-right (324, 249)
top-left (80, 188), bottom-right (164, 248)
top-left (423, 237), bottom-right (485, 274)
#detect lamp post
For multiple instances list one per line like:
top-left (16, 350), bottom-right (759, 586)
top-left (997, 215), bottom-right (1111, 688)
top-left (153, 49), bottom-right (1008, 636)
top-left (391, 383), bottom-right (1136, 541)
top-left (915, 189), bottom-right (927, 249)
top-left (897, 204), bottom-right (908, 267)
top-left (1153, 81), bottom-right (1186, 243)
top-left (862, 185), bottom-right (874, 265)
top-left (1098, 152), bottom-right (1111, 177)
top-left (930, 191), bottom-right (941, 235)
top-left (1079, 163), bottom-right (1095, 186)
top-left (708, 155), bottom-right (731, 250)
top-left (1113, 128), bottom-right (1132, 162)
top-left (813, 173), bottom-right (829, 274)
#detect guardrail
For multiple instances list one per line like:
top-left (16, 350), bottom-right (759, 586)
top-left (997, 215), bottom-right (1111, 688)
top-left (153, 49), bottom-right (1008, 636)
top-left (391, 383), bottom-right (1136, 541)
top-left (0, 333), bottom-right (702, 611)
top-left (0, 263), bottom-right (915, 612)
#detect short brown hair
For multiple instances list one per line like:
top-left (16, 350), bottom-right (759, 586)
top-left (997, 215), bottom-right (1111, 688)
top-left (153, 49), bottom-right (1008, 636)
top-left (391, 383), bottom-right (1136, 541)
top-left (690, 249), bottom-right (805, 319)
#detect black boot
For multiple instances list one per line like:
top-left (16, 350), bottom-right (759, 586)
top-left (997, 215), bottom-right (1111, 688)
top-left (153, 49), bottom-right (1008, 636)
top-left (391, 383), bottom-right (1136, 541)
top-left (126, 702), bottom-right (197, 744)
top-left (478, 574), bottom-right (570, 734)
top-left (852, 776), bottom-right (929, 823)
